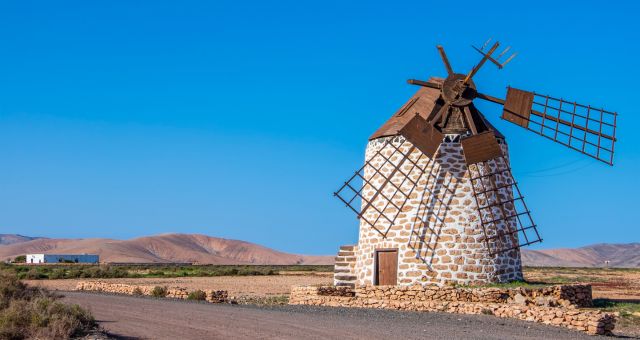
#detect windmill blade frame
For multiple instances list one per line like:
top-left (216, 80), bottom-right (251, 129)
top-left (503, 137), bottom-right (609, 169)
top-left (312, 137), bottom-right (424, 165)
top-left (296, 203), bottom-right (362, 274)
top-left (500, 87), bottom-right (617, 165)
top-left (467, 156), bottom-right (542, 256)
top-left (334, 135), bottom-right (437, 237)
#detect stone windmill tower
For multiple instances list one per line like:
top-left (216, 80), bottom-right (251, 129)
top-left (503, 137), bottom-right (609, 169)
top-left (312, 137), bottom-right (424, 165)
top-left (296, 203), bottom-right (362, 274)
top-left (333, 40), bottom-right (617, 288)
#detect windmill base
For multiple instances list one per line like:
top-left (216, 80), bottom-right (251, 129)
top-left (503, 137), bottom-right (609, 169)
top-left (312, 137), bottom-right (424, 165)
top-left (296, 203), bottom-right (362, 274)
top-left (348, 136), bottom-right (523, 287)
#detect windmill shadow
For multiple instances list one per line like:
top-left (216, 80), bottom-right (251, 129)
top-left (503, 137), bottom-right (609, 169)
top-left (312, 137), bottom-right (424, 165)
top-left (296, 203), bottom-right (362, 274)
top-left (408, 152), bottom-right (462, 268)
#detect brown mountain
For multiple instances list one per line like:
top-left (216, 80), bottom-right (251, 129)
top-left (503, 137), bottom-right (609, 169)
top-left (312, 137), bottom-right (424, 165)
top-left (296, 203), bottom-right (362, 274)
top-left (0, 233), bottom-right (333, 265)
top-left (0, 234), bottom-right (43, 246)
top-left (3, 233), bottom-right (636, 267)
top-left (522, 243), bottom-right (640, 268)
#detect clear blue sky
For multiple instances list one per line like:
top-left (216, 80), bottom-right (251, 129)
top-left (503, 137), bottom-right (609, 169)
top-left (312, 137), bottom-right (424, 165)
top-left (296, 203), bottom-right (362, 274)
top-left (0, 1), bottom-right (638, 255)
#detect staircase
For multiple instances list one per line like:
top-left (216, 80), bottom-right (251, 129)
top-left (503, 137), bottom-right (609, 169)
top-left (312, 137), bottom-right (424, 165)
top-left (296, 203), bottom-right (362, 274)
top-left (333, 245), bottom-right (357, 288)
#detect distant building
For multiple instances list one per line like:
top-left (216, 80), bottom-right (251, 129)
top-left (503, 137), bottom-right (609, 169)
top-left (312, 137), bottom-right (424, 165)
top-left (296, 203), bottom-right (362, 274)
top-left (26, 254), bottom-right (99, 264)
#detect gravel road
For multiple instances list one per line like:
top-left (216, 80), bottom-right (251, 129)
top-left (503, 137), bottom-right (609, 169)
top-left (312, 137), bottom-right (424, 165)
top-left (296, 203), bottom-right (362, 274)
top-left (63, 292), bottom-right (604, 340)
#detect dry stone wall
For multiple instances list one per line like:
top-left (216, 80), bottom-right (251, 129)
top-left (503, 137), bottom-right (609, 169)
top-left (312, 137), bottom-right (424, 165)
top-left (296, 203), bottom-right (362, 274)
top-left (290, 284), bottom-right (615, 335)
top-left (75, 281), bottom-right (228, 303)
top-left (354, 135), bottom-right (522, 286)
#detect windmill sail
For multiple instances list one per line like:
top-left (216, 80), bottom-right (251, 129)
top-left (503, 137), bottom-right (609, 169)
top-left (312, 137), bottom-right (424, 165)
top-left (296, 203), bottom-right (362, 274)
top-left (501, 87), bottom-right (617, 165)
top-left (467, 156), bottom-right (542, 255)
top-left (334, 136), bottom-right (436, 237)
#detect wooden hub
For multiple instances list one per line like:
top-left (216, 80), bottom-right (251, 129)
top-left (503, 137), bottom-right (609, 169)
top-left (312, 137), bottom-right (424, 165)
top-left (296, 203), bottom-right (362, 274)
top-left (442, 73), bottom-right (477, 107)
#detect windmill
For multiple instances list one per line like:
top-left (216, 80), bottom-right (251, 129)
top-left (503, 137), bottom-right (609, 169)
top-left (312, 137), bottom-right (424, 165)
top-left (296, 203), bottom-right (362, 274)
top-left (332, 40), bottom-right (617, 287)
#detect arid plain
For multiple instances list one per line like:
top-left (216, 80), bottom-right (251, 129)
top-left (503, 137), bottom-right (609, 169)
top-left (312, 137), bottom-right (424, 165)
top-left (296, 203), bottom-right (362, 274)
top-left (23, 267), bottom-right (640, 337)
top-left (25, 267), bottom-right (640, 300)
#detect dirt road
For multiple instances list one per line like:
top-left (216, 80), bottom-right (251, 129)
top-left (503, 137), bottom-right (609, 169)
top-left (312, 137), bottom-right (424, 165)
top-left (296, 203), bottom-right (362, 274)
top-left (63, 292), bottom-right (601, 340)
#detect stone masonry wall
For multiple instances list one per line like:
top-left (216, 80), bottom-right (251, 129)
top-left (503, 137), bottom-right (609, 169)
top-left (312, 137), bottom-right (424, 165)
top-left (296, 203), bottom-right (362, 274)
top-left (334, 245), bottom-right (357, 288)
top-left (354, 135), bottom-right (521, 286)
top-left (75, 281), bottom-right (228, 303)
top-left (290, 284), bottom-right (615, 335)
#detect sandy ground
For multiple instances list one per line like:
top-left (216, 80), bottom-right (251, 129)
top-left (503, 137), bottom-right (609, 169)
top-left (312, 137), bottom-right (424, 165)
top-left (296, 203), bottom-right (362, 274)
top-left (63, 292), bottom-right (601, 340)
top-left (26, 273), bottom-right (333, 297)
top-left (523, 268), bottom-right (640, 300)
top-left (27, 268), bottom-right (640, 300)
top-left (28, 269), bottom-right (639, 338)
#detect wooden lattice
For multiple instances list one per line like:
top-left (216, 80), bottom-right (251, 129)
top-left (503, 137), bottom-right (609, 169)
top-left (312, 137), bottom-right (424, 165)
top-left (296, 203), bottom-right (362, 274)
top-left (468, 156), bottom-right (542, 255)
top-left (502, 88), bottom-right (617, 165)
top-left (334, 138), bottom-right (435, 237)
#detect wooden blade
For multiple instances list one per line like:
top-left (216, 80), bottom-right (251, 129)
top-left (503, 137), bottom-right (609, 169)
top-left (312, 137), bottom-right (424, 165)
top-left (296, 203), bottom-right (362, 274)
top-left (464, 42), bottom-right (500, 84)
top-left (407, 79), bottom-right (442, 90)
top-left (462, 106), bottom-right (478, 135)
top-left (501, 87), bottom-right (617, 165)
top-left (467, 156), bottom-right (542, 256)
top-left (334, 137), bottom-right (437, 238)
top-left (399, 114), bottom-right (443, 157)
top-left (460, 131), bottom-right (503, 165)
top-left (437, 45), bottom-right (454, 75)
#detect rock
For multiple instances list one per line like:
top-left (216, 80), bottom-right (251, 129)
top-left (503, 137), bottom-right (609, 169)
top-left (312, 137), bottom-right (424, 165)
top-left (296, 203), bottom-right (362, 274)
top-left (513, 293), bottom-right (527, 305)
top-left (535, 296), bottom-right (550, 306)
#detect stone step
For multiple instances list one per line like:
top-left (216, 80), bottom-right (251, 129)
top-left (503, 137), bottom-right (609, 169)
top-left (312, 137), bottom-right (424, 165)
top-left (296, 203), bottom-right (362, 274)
top-left (335, 282), bottom-right (356, 288)
top-left (333, 268), bottom-right (351, 274)
top-left (339, 245), bottom-right (356, 251)
top-left (334, 262), bottom-right (350, 267)
top-left (334, 256), bottom-right (356, 262)
top-left (338, 251), bottom-right (355, 257)
top-left (334, 275), bottom-right (357, 281)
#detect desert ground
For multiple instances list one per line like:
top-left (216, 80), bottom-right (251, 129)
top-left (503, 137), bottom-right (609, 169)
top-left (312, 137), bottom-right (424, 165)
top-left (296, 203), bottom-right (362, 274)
top-left (27, 267), bottom-right (640, 300)
top-left (26, 272), bottom-right (333, 297)
top-left (22, 267), bottom-right (640, 338)
top-left (523, 267), bottom-right (640, 300)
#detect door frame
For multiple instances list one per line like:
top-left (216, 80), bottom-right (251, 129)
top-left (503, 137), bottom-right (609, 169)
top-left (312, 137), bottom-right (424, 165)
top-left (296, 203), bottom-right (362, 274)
top-left (374, 248), bottom-right (398, 286)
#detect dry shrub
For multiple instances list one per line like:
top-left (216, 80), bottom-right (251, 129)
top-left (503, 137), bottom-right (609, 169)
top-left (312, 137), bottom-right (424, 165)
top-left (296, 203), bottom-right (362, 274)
top-left (481, 308), bottom-right (494, 315)
top-left (187, 290), bottom-right (207, 301)
top-left (0, 271), bottom-right (95, 339)
top-left (151, 286), bottom-right (168, 298)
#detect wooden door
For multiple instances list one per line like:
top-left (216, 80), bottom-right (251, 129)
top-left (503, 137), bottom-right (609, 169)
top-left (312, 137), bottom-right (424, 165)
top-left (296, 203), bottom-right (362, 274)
top-left (376, 249), bottom-right (398, 286)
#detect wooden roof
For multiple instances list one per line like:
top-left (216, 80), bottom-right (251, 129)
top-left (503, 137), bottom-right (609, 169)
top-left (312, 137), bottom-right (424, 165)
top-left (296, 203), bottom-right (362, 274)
top-left (369, 78), bottom-right (443, 140)
top-left (369, 77), bottom-right (505, 141)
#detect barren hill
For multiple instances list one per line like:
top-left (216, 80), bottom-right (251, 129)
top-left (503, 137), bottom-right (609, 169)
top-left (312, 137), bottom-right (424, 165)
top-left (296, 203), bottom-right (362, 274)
top-left (3, 233), bottom-right (637, 267)
top-left (0, 234), bottom-right (43, 246)
top-left (0, 233), bottom-right (333, 265)
top-left (522, 243), bottom-right (640, 268)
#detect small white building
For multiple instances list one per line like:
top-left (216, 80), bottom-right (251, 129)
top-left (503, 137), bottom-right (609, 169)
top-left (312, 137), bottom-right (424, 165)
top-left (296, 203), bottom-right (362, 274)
top-left (26, 254), bottom-right (99, 264)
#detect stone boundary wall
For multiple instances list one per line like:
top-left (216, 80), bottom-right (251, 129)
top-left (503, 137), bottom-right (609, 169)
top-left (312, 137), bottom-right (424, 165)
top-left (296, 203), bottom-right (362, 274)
top-left (290, 285), bottom-right (615, 335)
top-left (75, 281), bottom-right (228, 303)
top-left (312, 284), bottom-right (592, 307)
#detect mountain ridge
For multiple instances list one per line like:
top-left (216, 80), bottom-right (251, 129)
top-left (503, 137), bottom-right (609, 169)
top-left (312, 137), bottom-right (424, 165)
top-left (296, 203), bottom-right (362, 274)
top-left (522, 242), bottom-right (640, 268)
top-left (1, 233), bottom-right (638, 267)
top-left (0, 233), bottom-right (332, 265)
top-left (0, 234), bottom-right (44, 246)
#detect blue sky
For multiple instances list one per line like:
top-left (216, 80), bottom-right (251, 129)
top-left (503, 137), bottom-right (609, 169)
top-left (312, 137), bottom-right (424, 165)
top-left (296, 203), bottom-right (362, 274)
top-left (0, 1), bottom-right (638, 255)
